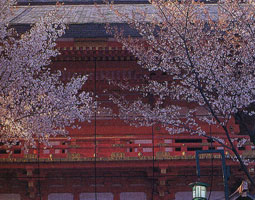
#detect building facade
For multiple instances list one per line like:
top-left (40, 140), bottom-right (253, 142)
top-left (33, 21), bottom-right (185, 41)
top-left (0, 1), bottom-right (255, 200)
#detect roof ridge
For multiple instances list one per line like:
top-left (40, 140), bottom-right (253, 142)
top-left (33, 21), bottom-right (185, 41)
top-left (17, 0), bottom-right (150, 6)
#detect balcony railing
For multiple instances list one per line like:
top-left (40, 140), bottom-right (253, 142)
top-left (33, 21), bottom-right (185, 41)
top-left (0, 134), bottom-right (254, 163)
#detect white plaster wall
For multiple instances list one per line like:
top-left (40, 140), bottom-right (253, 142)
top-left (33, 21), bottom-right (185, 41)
top-left (0, 194), bottom-right (20, 200)
top-left (120, 192), bottom-right (147, 200)
top-left (175, 191), bottom-right (224, 200)
top-left (48, 193), bottom-right (73, 200)
top-left (79, 193), bottom-right (113, 200)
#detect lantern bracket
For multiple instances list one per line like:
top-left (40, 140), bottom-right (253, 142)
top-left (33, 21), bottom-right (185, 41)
top-left (195, 150), bottom-right (229, 200)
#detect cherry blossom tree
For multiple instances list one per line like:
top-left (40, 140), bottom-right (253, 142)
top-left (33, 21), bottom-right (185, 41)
top-left (0, 0), bottom-right (94, 146)
top-left (107, 0), bottom-right (255, 185)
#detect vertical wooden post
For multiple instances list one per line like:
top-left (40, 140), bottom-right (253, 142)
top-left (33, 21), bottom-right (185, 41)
top-left (114, 192), bottom-right (120, 200)
top-left (73, 193), bottom-right (79, 200)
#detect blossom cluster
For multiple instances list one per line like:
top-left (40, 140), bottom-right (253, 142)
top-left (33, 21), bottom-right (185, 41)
top-left (107, 0), bottom-right (255, 180)
top-left (0, 0), bottom-right (94, 147)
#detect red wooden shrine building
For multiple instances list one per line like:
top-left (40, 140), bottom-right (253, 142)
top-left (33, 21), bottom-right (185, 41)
top-left (1, 1), bottom-right (255, 200)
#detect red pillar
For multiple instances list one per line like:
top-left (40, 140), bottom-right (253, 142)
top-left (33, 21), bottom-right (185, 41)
top-left (114, 192), bottom-right (120, 200)
top-left (74, 193), bottom-right (79, 200)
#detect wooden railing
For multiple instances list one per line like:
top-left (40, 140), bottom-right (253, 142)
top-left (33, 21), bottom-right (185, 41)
top-left (0, 134), bottom-right (254, 163)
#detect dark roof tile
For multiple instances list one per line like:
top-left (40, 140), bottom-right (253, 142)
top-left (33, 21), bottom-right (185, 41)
top-left (12, 23), bottom-right (140, 38)
top-left (17, 0), bottom-right (150, 5)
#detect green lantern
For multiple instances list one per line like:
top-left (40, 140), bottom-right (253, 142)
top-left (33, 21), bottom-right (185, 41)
top-left (189, 182), bottom-right (209, 200)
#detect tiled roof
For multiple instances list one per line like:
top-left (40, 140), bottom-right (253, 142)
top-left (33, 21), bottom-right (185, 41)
top-left (17, 0), bottom-right (150, 5)
top-left (13, 23), bottom-right (140, 38)
top-left (9, 4), bottom-right (218, 24)
top-left (9, 4), bottom-right (218, 38)
top-left (9, 4), bottom-right (156, 24)
top-left (65, 23), bottom-right (140, 38)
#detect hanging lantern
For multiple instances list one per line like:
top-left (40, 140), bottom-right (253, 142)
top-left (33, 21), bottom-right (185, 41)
top-left (189, 182), bottom-right (209, 200)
